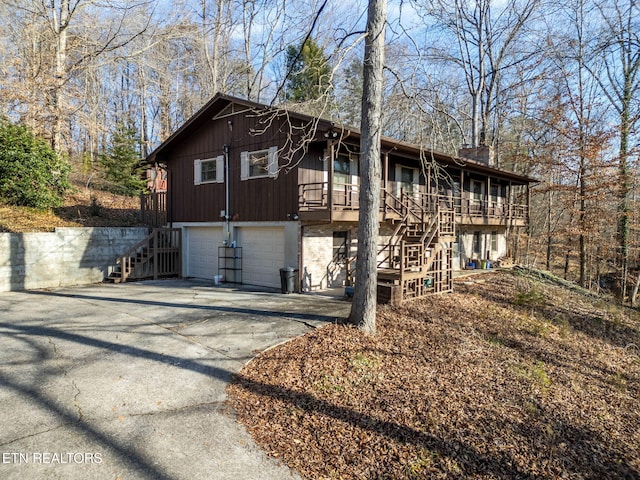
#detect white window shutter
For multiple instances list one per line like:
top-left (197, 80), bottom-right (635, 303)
top-left (194, 159), bottom-right (202, 185)
top-left (216, 155), bottom-right (224, 183)
top-left (268, 146), bottom-right (278, 178)
top-left (240, 151), bottom-right (249, 180)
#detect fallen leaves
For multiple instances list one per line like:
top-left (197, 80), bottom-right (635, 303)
top-left (0, 181), bottom-right (143, 232)
top-left (227, 271), bottom-right (640, 479)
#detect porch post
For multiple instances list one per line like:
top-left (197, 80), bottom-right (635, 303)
top-left (460, 169), bottom-right (465, 214)
top-left (526, 183), bottom-right (531, 226)
top-left (383, 152), bottom-right (389, 213)
top-left (383, 152), bottom-right (388, 190)
top-left (152, 229), bottom-right (158, 280)
top-left (508, 181), bottom-right (513, 220)
top-left (486, 175), bottom-right (491, 216)
top-left (328, 139), bottom-right (334, 221)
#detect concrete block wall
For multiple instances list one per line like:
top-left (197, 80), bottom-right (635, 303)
top-left (0, 227), bottom-right (149, 292)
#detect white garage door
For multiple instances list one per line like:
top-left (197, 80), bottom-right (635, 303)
top-left (186, 227), bottom-right (222, 279)
top-left (237, 227), bottom-right (285, 288)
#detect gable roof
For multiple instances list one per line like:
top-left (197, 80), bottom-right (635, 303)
top-left (147, 92), bottom-right (536, 185)
top-left (146, 93), bottom-right (333, 165)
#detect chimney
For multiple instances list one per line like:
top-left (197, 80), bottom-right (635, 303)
top-left (458, 145), bottom-right (494, 166)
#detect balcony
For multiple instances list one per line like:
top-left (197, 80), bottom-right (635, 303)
top-left (298, 182), bottom-right (528, 226)
top-left (298, 182), bottom-right (361, 221)
top-left (452, 196), bottom-right (528, 227)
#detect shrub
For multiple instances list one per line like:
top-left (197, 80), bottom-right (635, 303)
top-left (0, 118), bottom-right (70, 209)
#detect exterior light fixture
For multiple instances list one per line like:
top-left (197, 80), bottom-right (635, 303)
top-left (323, 130), bottom-right (338, 139)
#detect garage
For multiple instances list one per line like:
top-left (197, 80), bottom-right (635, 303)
top-left (236, 227), bottom-right (285, 288)
top-left (186, 227), bottom-right (222, 279)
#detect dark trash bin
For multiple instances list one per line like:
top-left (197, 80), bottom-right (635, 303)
top-left (280, 267), bottom-right (299, 294)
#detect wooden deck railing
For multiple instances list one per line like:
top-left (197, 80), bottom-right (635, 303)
top-left (141, 192), bottom-right (167, 227)
top-left (298, 182), bottom-right (528, 221)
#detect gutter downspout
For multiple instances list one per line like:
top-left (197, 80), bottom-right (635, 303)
top-left (224, 144), bottom-right (231, 244)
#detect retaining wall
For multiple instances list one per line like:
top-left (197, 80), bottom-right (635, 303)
top-left (0, 227), bottom-right (149, 292)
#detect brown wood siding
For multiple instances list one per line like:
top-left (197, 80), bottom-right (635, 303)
top-left (387, 154), bottom-right (426, 192)
top-left (158, 96), bottom-right (529, 224)
top-left (298, 142), bottom-right (327, 185)
top-left (165, 111), bottom-right (303, 223)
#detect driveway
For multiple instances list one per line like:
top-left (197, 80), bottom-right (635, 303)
top-left (0, 279), bottom-right (350, 480)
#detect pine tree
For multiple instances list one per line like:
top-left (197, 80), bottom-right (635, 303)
top-left (101, 119), bottom-right (145, 196)
top-left (285, 38), bottom-right (332, 104)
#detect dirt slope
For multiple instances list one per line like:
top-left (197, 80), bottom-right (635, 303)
top-left (0, 185), bottom-right (143, 232)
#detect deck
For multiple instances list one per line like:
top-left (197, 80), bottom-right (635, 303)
top-left (298, 183), bottom-right (527, 227)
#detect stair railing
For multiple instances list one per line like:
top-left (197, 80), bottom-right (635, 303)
top-left (118, 231), bottom-right (153, 283)
top-left (115, 228), bottom-right (182, 282)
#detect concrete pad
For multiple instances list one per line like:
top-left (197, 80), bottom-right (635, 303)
top-left (0, 279), bottom-right (351, 480)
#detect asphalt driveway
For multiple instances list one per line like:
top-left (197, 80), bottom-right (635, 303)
top-left (0, 279), bottom-right (350, 480)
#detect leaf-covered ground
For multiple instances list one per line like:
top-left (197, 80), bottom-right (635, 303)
top-left (227, 270), bottom-right (640, 479)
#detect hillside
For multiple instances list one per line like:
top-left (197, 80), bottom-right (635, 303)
top-left (0, 183), bottom-right (144, 233)
top-left (228, 269), bottom-right (640, 479)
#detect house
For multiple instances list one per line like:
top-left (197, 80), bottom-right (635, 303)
top-left (146, 93), bottom-right (533, 302)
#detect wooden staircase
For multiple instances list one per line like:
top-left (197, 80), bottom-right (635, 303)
top-left (376, 192), bottom-right (455, 302)
top-left (105, 228), bottom-right (182, 283)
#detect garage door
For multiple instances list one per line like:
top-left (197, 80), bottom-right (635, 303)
top-left (237, 227), bottom-right (285, 288)
top-left (186, 227), bottom-right (222, 279)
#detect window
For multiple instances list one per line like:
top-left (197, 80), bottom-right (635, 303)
top-left (453, 180), bottom-right (461, 206)
top-left (194, 156), bottom-right (224, 185)
top-left (201, 160), bottom-right (217, 182)
top-left (491, 231), bottom-right (498, 253)
top-left (471, 180), bottom-right (483, 202)
top-left (396, 165), bottom-right (419, 196)
top-left (241, 146), bottom-right (278, 180)
top-left (473, 231), bottom-right (482, 257)
top-left (333, 231), bottom-right (348, 262)
top-left (400, 167), bottom-right (415, 192)
top-left (334, 154), bottom-right (351, 187)
top-left (490, 183), bottom-right (500, 203)
top-left (249, 150), bottom-right (269, 177)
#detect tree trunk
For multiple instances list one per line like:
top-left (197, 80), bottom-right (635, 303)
top-left (546, 189), bottom-right (552, 270)
top-left (618, 104), bottom-right (631, 300)
top-left (579, 158), bottom-right (586, 287)
top-left (348, 0), bottom-right (387, 335)
top-left (631, 272), bottom-right (640, 307)
top-left (51, 0), bottom-right (70, 153)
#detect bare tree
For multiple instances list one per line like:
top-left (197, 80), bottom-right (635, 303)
top-left (4, 0), bottom-right (153, 153)
top-left (589, 0), bottom-right (640, 299)
top-left (348, 0), bottom-right (387, 335)
top-left (417, 0), bottom-right (540, 156)
top-left (548, 0), bottom-right (611, 287)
